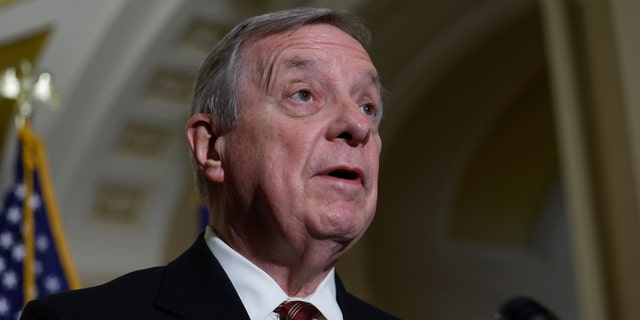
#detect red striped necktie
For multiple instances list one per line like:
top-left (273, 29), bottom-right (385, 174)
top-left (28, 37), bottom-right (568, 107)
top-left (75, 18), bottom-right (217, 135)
top-left (275, 300), bottom-right (323, 320)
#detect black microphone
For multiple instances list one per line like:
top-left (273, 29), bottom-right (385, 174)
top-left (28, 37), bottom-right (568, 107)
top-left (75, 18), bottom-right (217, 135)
top-left (495, 296), bottom-right (560, 320)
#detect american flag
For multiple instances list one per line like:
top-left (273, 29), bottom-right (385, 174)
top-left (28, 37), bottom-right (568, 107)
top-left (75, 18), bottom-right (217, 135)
top-left (0, 124), bottom-right (80, 320)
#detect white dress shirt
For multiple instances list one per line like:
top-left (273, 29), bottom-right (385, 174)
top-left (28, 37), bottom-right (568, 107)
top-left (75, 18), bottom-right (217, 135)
top-left (204, 226), bottom-right (343, 320)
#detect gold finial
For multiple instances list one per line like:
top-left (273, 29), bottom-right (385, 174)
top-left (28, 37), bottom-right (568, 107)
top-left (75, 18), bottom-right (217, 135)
top-left (0, 59), bottom-right (60, 128)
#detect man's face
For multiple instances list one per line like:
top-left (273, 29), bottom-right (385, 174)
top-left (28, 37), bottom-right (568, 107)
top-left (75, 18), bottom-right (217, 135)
top-left (220, 24), bottom-right (382, 246)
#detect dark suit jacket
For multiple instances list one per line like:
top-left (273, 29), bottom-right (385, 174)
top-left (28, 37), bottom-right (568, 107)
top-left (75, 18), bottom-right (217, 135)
top-left (21, 234), bottom-right (398, 319)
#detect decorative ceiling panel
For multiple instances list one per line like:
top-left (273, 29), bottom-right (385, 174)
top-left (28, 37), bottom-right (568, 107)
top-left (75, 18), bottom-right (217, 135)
top-left (145, 66), bottom-right (194, 106)
top-left (93, 183), bottom-right (146, 224)
top-left (114, 122), bottom-right (174, 159)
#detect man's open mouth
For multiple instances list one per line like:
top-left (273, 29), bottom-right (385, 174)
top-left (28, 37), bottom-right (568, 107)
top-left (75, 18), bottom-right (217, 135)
top-left (327, 169), bottom-right (360, 181)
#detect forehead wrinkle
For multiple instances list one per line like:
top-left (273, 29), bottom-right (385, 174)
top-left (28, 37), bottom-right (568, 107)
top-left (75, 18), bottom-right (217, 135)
top-left (279, 56), bottom-right (320, 81)
top-left (255, 54), bottom-right (277, 94)
top-left (264, 56), bottom-right (319, 94)
top-left (283, 57), bottom-right (317, 70)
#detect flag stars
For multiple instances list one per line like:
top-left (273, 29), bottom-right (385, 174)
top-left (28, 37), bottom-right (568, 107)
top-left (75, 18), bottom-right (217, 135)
top-left (0, 297), bottom-right (9, 316)
top-left (2, 271), bottom-right (17, 290)
top-left (13, 183), bottom-right (25, 200)
top-left (0, 232), bottom-right (13, 249)
top-left (0, 257), bottom-right (5, 272)
top-left (36, 235), bottom-right (49, 252)
top-left (11, 244), bottom-right (24, 262)
top-left (29, 194), bottom-right (41, 210)
top-left (6, 207), bottom-right (21, 225)
top-left (44, 275), bottom-right (61, 293)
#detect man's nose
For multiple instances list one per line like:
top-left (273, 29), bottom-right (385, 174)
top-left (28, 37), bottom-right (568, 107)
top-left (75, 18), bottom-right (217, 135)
top-left (327, 102), bottom-right (372, 147)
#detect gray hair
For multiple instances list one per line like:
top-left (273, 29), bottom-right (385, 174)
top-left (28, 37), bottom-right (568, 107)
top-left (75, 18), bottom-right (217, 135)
top-left (190, 7), bottom-right (375, 202)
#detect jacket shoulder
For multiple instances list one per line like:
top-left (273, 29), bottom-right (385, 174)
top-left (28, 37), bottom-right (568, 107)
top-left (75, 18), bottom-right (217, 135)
top-left (342, 293), bottom-right (400, 320)
top-left (21, 267), bottom-right (166, 320)
top-left (335, 275), bottom-right (399, 320)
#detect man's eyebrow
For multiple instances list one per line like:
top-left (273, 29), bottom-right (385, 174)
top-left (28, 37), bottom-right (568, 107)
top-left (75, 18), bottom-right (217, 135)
top-left (262, 57), bottom-right (317, 92)
top-left (368, 70), bottom-right (381, 90)
top-left (283, 57), bottom-right (317, 70)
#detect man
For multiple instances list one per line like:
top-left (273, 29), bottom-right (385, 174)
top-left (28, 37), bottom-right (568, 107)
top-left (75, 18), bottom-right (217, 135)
top-left (21, 7), bottom-right (397, 320)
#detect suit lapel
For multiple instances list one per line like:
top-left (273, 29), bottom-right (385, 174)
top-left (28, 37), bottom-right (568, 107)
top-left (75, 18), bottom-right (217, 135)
top-left (152, 234), bottom-right (376, 319)
top-left (154, 234), bottom-right (250, 319)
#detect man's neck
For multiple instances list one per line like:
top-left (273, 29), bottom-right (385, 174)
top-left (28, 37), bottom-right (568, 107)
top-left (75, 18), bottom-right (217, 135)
top-left (212, 223), bottom-right (348, 297)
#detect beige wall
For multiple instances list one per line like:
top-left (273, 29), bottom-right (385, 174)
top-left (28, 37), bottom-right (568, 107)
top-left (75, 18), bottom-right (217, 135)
top-left (542, 0), bottom-right (640, 319)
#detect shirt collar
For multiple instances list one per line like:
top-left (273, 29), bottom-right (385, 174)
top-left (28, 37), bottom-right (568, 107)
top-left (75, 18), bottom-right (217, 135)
top-left (204, 226), bottom-right (342, 320)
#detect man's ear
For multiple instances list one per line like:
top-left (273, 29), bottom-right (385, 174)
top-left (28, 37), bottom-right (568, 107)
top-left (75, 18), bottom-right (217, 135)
top-left (186, 113), bottom-right (224, 183)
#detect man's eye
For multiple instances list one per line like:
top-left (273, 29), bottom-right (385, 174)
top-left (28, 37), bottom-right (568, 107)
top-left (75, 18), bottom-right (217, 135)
top-left (360, 104), bottom-right (376, 117)
top-left (292, 90), bottom-right (312, 102)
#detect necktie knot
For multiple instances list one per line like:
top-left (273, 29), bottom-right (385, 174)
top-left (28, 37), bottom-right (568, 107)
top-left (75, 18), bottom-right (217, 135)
top-left (275, 300), bottom-right (322, 320)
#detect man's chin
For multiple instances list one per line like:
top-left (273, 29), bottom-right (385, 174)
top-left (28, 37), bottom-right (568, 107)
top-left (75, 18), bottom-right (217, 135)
top-left (308, 222), bottom-right (368, 246)
top-left (303, 206), bottom-right (374, 244)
